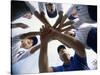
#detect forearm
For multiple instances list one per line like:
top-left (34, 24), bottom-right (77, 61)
top-left (30, 44), bottom-right (40, 54)
top-left (60, 25), bottom-right (74, 32)
top-left (41, 15), bottom-right (51, 26)
top-left (58, 5), bottom-right (74, 28)
top-left (38, 2), bottom-right (50, 26)
top-left (53, 11), bottom-right (63, 28)
top-left (34, 11), bottom-right (51, 26)
top-left (34, 11), bottom-right (43, 22)
top-left (20, 32), bottom-right (40, 39)
top-left (58, 14), bottom-right (68, 29)
top-left (61, 14), bottom-right (68, 25)
top-left (39, 41), bottom-right (48, 73)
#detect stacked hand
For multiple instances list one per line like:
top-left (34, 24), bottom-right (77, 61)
top-left (40, 25), bottom-right (58, 42)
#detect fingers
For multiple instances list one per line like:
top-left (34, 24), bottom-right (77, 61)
top-left (40, 25), bottom-right (50, 41)
top-left (54, 20), bottom-right (74, 32)
top-left (40, 25), bottom-right (48, 36)
top-left (40, 25), bottom-right (52, 36)
top-left (53, 24), bottom-right (60, 29)
top-left (40, 28), bottom-right (43, 40)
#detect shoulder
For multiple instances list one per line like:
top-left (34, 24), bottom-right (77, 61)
top-left (70, 53), bottom-right (89, 70)
top-left (52, 65), bottom-right (64, 72)
top-left (72, 52), bottom-right (86, 62)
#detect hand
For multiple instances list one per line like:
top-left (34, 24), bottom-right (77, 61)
top-left (55, 20), bottom-right (74, 32)
top-left (40, 25), bottom-right (59, 42)
top-left (40, 25), bottom-right (51, 41)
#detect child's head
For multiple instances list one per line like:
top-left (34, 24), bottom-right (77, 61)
top-left (21, 36), bottom-right (38, 49)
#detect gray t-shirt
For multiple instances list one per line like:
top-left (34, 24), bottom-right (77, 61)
top-left (75, 23), bottom-right (97, 49)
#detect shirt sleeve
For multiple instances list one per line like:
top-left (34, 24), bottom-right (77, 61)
top-left (38, 2), bottom-right (45, 13)
top-left (75, 24), bottom-right (93, 48)
top-left (52, 66), bottom-right (64, 72)
top-left (55, 3), bottom-right (63, 12)
top-left (12, 35), bottom-right (21, 46)
top-left (72, 19), bottom-right (83, 29)
top-left (65, 5), bottom-right (75, 17)
top-left (75, 30), bottom-right (86, 46)
top-left (25, 1), bottom-right (36, 14)
top-left (73, 53), bottom-right (87, 63)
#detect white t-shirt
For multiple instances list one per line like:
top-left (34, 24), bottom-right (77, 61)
top-left (75, 23), bottom-right (97, 49)
top-left (12, 48), bottom-right (31, 64)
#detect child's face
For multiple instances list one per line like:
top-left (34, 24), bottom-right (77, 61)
top-left (59, 48), bottom-right (70, 61)
top-left (21, 39), bottom-right (33, 49)
top-left (46, 3), bottom-right (55, 13)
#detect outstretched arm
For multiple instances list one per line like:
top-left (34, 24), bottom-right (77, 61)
top-left (25, 2), bottom-right (51, 26)
top-left (39, 26), bottom-right (49, 73)
top-left (53, 3), bottom-right (63, 28)
top-left (39, 26), bottom-right (53, 73)
top-left (30, 44), bottom-right (40, 54)
top-left (58, 5), bottom-right (74, 29)
top-left (57, 14), bottom-right (68, 29)
top-left (38, 2), bottom-right (51, 26)
top-left (59, 25), bottom-right (74, 32)
top-left (20, 32), bottom-right (40, 39)
top-left (40, 12), bottom-right (51, 27)
top-left (11, 23), bottom-right (29, 29)
top-left (48, 27), bottom-right (86, 57)
top-left (53, 11), bottom-right (63, 28)
top-left (34, 10), bottom-right (51, 27)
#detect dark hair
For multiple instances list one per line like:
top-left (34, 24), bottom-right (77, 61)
top-left (88, 5), bottom-right (97, 22)
top-left (57, 45), bottom-right (66, 53)
top-left (28, 36), bottom-right (38, 46)
top-left (45, 4), bottom-right (57, 18)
